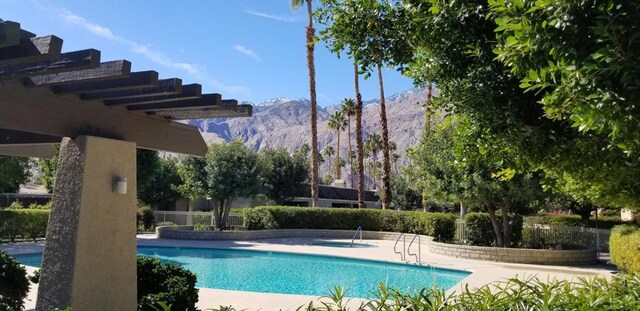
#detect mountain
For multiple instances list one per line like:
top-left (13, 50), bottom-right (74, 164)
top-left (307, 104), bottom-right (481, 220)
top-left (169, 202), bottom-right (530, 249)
top-left (187, 88), bottom-right (433, 182)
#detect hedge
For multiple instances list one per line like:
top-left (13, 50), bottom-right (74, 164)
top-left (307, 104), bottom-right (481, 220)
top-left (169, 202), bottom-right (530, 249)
top-left (610, 225), bottom-right (640, 273)
top-left (0, 209), bottom-right (50, 242)
top-left (464, 213), bottom-right (523, 247)
top-left (244, 206), bottom-right (457, 241)
top-left (137, 256), bottom-right (198, 311)
top-left (524, 214), bottom-right (625, 229)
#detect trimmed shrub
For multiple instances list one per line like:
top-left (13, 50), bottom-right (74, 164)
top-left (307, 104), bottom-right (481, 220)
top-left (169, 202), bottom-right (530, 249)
top-left (0, 251), bottom-right (30, 311)
top-left (464, 213), bottom-right (523, 246)
top-left (244, 206), bottom-right (456, 240)
top-left (138, 207), bottom-right (155, 231)
top-left (137, 256), bottom-right (198, 311)
top-left (610, 225), bottom-right (640, 273)
top-left (524, 214), bottom-right (625, 229)
top-left (0, 209), bottom-right (50, 242)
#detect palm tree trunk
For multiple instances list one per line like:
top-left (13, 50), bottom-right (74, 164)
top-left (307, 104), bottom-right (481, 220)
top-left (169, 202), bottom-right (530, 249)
top-left (373, 154), bottom-right (378, 190)
top-left (306, 0), bottom-right (319, 207)
top-left (336, 129), bottom-right (341, 179)
top-left (376, 63), bottom-right (391, 209)
top-left (354, 62), bottom-right (365, 208)
top-left (425, 82), bottom-right (432, 134)
top-left (348, 115), bottom-right (354, 188)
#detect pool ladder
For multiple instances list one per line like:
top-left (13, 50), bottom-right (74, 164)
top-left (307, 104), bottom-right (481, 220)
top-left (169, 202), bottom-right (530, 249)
top-left (350, 226), bottom-right (363, 246)
top-left (394, 233), bottom-right (422, 262)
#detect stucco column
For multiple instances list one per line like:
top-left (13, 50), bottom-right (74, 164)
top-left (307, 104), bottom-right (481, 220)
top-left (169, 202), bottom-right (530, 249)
top-left (36, 136), bottom-right (137, 311)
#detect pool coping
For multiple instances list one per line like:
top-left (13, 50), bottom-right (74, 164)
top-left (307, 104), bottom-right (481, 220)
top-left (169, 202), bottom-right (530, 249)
top-left (2, 235), bottom-right (616, 310)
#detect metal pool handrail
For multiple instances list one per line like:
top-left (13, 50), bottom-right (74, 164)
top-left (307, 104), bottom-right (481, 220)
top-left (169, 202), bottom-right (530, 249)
top-left (394, 233), bottom-right (405, 261)
top-left (350, 226), bottom-right (363, 247)
top-left (407, 234), bottom-right (421, 262)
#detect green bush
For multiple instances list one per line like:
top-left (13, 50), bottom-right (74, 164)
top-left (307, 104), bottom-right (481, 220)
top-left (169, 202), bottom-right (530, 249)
top-left (138, 207), bottom-right (155, 231)
top-left (611, 225), bottom-right (640, 273)
top-left (524, 214), bottom-right (625, 229)
top-left (293, 274), bottom-right (640, 310)
top-left (0, 209), bottom-right (50, 242)
top-left (464, 213), bottom-right (523, 247)
top-left (137, 256), bottom-right (198, 311)
top-left (244, 206), bottom-right (457, 240)
top-left (0, 251), bottom-right (30, 311)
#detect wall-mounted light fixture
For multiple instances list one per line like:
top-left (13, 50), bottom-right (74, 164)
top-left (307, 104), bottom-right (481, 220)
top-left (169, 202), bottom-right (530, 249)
top-left (114, 177), bottom-right (127, 194)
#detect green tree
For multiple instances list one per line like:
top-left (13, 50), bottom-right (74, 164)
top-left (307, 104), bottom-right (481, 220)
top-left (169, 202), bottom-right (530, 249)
top-left (395, 0), bottom-right (640, 211)
top-left (176, 156), bottom-right (208, 200)
top-left (0, 156), bottom-right (30, 193)
top-left (391, 173), bottom-right (421, 211)
top-left (37, 145), bottom-right (59, 193)
top-left (340, 98), bottom-right (357, 188)
top-left (137, 157), bottom-right (183, 209)
top-left (327, 110), bottom-right (347, 179)
top-left (322, 145), bottom-right (335, 180)
top-left (259, 148), bottom-right (310, 205)
top-left (317, 0), bottom-right (411, 209)
top-left (410, 115), bottom-right (542, 247)
top-left (291, 0), bottom-right (320, 207)
top-left (364, 133), bottom-right (382, 190)
top-left (204, 141), bottom-right (263, 230)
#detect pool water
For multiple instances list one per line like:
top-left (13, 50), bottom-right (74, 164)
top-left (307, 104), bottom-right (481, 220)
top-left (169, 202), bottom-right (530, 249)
top-left (15, 246), bottom-right (469, 298)
top-left (312, 241), bottom-right (378, 248)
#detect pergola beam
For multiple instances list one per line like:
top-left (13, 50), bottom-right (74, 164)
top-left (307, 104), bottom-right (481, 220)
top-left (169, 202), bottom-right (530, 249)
top-left (0, 128), bottom-right (62, 145)
top-left (0, 49), bottom-right (101, 78)
top-left (24, 60), bottom-right (132, 87)
top-left (0, 20), bottom-right (22, 48)
top-left (0, 35), bottom-right (63, 66)
top-left (0, 144), bottom-right (58, 159)
top-left (80, 78), bottom-right (182, 100)
top-left (126, 93), bottom-right (223, 112)
top-left (104, 83), bottom-right (202, 106)
top-left (52, 70), bottom-right (158, 94)
top-left (0, 79), bottom-right (207, 156)
top-left (149, 104), bottom-right (253, 120)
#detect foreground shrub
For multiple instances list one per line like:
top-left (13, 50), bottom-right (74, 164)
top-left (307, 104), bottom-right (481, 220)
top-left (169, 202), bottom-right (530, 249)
top-left (297, 274), bottom-right (640, 310)
top-left (611, 225), bottom-right (640, 273)
top-left (244, 206), bottom-right (456, 240)
top-left (138, 207), bottom-right (156, 231)
top-left (524, 214), bottom-right (625, 229)
top-left (0, 251), bottom-right (30, 311)
top-left (0, 209), bottom-right (50, 242)
top-left (137, 256), bottom-right (198, 311)
top-left (464, 213), bottom-right (522, 247)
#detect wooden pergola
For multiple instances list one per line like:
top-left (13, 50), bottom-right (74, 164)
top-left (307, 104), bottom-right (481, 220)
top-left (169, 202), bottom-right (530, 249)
top-left (0, 19), bottom-right (252, 311)
top-left (0, 18), bottom-right (251, 158)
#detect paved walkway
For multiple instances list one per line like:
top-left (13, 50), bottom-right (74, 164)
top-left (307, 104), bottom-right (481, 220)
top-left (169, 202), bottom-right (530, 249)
top-left (2, 235), bottom-right (616, 310)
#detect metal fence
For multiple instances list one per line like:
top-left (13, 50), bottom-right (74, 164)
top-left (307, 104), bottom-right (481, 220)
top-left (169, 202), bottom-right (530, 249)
top-left (153, 211), bottom-right (244, 228)
top-left (455, 219), bottom-right (611, 252)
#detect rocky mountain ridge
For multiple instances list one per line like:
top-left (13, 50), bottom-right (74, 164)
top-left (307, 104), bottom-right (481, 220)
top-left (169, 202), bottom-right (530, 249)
top-left (188, 88), bottom-right (433, 181)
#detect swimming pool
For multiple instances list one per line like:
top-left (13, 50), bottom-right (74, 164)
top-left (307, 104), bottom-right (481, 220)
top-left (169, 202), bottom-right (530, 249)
top-left (311, 241), bottom-right (378, 248)
top-left (15, 246), bottom-right (469, 298)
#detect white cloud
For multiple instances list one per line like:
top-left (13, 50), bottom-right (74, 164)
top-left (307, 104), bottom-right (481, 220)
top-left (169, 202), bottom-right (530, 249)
top-left (245, 10), bottom-right (299, 23)
top-left (234, 44), bottom-right (261, 62)
top-left (59, 10), bottom-right (126, 43)
top-left (56, 9), bottom-right (248, 96)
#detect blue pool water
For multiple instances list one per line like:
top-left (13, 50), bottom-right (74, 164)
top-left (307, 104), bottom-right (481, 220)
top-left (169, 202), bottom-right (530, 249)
top-left (312, 241), bottom-right (378, 248)
top-left (15, 247), bottom-right (469, 298)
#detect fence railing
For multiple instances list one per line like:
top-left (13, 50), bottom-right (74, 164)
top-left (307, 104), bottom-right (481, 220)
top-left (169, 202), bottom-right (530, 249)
top-left (455, 219), bottom-right (611, 252)
top-left (153, 211), bottom-right (244, 228)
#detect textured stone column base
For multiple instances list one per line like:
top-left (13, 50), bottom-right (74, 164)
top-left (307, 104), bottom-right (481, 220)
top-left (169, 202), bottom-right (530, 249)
top-left (36, 136), bottom-right (137, 311)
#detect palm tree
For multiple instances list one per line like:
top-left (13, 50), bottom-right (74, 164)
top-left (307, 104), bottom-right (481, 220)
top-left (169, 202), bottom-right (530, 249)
top-left (322, 145), bottom-right (335, 180)
top-left (340, 98), bottom-right (356, 188)
top-left (364, 133), bottom-right (382, 190)
top-left (389, 141), bottom-right (399, 174)
top-left (291, 0), bottom-right (319, 207)
top-left (327, 110), bottom-right (347, 180)
top-left (354, 63), bottom-right (365, 208)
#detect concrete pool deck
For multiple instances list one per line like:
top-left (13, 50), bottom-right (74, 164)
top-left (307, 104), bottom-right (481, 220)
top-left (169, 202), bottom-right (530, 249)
top-left (3, 235), bottom-right (616, 310)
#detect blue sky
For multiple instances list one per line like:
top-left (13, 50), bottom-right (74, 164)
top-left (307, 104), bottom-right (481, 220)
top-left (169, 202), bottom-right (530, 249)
top-left (2, 0), bottom-right (415, 106)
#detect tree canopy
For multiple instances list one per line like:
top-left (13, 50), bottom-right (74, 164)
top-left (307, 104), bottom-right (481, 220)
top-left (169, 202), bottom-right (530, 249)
top-left (0, 156), bottom-right (31, 193)
top-left (259, 147), bottom-right (310, 205)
